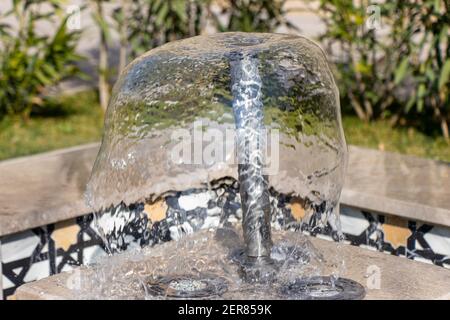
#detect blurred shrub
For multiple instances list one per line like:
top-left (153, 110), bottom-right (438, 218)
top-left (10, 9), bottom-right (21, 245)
top-left (130, 0), bottom-right (206, 58)
top-left (112, 0), bottom-right (294, 60)
top-left (93, 0), bottom-right (294, 109)
top-left (318, 0), bottom-right (450, 139)
top-left (211, 0), bottom-right (295, 33)
top-left (400, 1), bottom-right (450, 139)
top-left (0, 0), bottom-right (83, 119)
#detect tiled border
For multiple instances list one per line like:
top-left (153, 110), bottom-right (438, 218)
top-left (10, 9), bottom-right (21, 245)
top-left (2, 200), bottom-right (450, 299)
top-left (340, 207), bottom-right (450, 267)
top-left (1, 216), bottom-right (105, 298)
top-left (0, 238), bottom-right (3, 300)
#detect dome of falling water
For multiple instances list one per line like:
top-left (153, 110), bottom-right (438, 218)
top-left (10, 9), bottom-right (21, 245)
top-left (81, 33), bottom-right (356, 294)
top-left (80, 32), bottom-right (359, 298)
top-left (86, 32), bottom-right (347, 248)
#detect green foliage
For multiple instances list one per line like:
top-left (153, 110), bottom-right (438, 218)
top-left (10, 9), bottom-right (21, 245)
top-left (112, 0), bottom-right (207, 59)
top-left (0, 0), bottom-right (84, 119)
top-left (0, 90), bottom-right (103, 160)
top-left (343, 116), bottom-right (450, 163)
top-left (318, 0), bottom-right (450, 139)
top-left (318, 0), bottom-right (407, 121)
top-left (400, 0), bottom-right (450, 139)
top-left (212, 0), bottom-right (296, 33)
top-left (112, 0), bottom-right (295, 59)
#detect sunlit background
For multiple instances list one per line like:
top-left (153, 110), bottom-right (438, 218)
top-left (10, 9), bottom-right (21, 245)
top-left (0, 0), bottom-right (449, 162)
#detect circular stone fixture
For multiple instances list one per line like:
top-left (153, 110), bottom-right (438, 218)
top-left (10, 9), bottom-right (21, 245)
top-left (279, 276), bottom-right (365, 300)
top-left (144, 274), bottom-right (228, 299)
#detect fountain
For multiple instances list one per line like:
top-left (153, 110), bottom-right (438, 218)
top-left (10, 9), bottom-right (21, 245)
top-left (80, 32), bottom-right (363, 299)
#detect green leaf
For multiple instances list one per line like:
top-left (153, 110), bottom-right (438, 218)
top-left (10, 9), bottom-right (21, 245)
top-left (438, 59), bottom-right (450, 91)
top-left (418, 83), bottom-right (426, 98)
top-left (355, 61), bottom-right (371, 75)
top-left (416, 83), bottom-right (426, 112)
top-left (405, 95), bottom-right (415, 113)
top-left (394, 57), bottom-right (409, 85)
top-left (35, 69), bottom-right (51, 85)
top-left (433, 0), bottom-right (440, 13)
top-left (417, 98), bottom-right (424, 113)
top-left (439, 25), bottom-right (448, 44)
top-left (42, 64), bottom-right (58, 80)
top-left (92, 11), bottom-right (111, 42)
top-left (155, 2), bottom-right (169, 26)
top-left (172, 0), bottom-right (187, 21)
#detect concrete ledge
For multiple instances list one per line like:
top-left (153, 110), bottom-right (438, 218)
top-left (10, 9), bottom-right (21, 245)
top-left (342, 146), bottom-right (450, 227)
top-left (0, 143), bottom-right (99, 236)
top-left (0, 143), bottom-right (449, 237)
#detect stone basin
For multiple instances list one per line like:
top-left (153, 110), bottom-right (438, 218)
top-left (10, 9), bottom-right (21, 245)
top-left (15, 229), bottom-right (450, 300)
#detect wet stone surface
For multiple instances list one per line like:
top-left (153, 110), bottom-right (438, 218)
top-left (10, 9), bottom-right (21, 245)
top-left (53, 227), bottom-right (341, 300)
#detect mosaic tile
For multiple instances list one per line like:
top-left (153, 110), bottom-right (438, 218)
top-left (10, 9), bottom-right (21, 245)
top-left (0, 240), bottom-right (2, 301)
top-left (2, 274), bottom-right (14, 290)
top-left (423, 225), bottom-right (450, 256)
top-left (23, 260), bottom-right (50, 283)
top-left (51, 219), bottom-right (80, 252)
top-left (144, 200), bottom-right (167, 223)
top-left (1, 230), bottom-right (42, 263)
top-left (382, 215), bottom-right (411, 249)
top-left (340, 206), bottom-right (370, 236)
top-left (288, 197), bottom-right (306, 221)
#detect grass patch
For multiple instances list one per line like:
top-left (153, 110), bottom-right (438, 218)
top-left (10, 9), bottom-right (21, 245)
top-left (343, 116), bottom-right (450, 163)
top-left (0, 91), bottom-right (104, 161)
top-left (0, 92), bottom-right (448, 163)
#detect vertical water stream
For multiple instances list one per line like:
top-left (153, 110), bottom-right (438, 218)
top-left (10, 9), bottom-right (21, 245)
top-left (230, 53), bottom-right (272, 260)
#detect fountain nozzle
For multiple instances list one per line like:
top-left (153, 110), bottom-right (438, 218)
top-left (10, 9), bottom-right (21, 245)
top-left (239, 256), bottom-right (278, 283)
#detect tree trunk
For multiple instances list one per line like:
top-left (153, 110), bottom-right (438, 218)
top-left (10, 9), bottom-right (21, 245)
top-left (432, 96), bottom-right (449, 141)
top-left (441, 118), bottom-right (449, 141)
top-left (348, 91), bottom-right (368, 121)
top-left (188, 0), bottom-right (197, 37)
top-left (97, 1), bottom-right (109, 112)
top-left (118, 0), bottom-right (129, 74)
